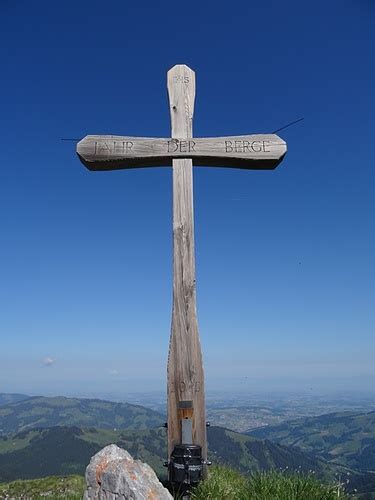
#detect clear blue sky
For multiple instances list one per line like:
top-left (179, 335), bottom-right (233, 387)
top-left (1, 0), bottom-right (374, 396)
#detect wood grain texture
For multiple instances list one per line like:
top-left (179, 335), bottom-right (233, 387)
top-left (75, 63), bottom-right (288, 472)
top-left (166, 65), bottom-right (207, 461)
top-left (77, 134), bottom-right (286, 170)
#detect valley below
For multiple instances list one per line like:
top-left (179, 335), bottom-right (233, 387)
top-left (1, 391), bottom-right (375, 497)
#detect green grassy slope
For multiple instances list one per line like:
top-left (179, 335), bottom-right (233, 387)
top-left (247, 411), bottom-right (375, 471)
top-left (207, 426), bottom-right (331, 478)
top-left (0, 396), bottom-right (164, 434)
top-left (0, 475), bottom-right (84, 499)
top-left (0, 426), bottom-right (168, 482)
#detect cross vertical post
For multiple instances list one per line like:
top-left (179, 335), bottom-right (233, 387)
top-left (166, 65), bottom-right (207, 468)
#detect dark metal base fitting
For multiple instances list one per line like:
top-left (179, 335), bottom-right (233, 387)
top-left (169, 444), bottom-right (203, 486)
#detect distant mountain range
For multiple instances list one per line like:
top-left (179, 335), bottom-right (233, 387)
top-left (0, 395), bottom-right (164, 434)
top-left (0, 394), bottom-right (29, 406)
top-left (247, 411), bottom-right (375, 472)
top-left (0, 425), bottom-right (343, 483)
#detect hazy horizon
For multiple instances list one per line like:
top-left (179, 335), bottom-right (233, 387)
top-left (3, 374), bottom-right (375, 400)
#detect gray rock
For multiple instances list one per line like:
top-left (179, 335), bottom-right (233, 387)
top-left (83, 444), bottom-right (173, 500)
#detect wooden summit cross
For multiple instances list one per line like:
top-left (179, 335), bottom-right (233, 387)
top-left (77, 64), bottom-right (287, 470)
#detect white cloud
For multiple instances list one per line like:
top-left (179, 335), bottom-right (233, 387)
top-left (42, 357), bottom-right (55, 367)
top-left (109, 369), bottom-right (119, 376)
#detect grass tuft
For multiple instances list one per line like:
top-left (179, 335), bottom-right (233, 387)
top-left (191, 466), bottom-right (248, 499)
top-left (191, 466), bottom-right (348, 500)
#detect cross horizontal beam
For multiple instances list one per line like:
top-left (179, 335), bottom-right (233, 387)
top-left (77, 134), bottom-right (286, 171)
